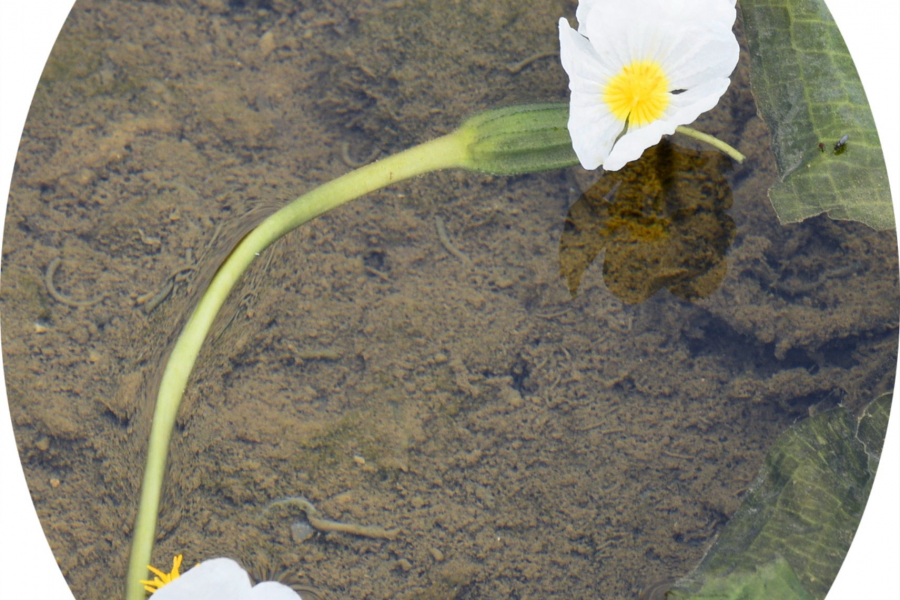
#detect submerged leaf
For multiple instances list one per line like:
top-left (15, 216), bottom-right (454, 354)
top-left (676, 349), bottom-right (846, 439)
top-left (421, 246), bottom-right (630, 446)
top-left (740, 0), bottom-right (893, 230)
top-left (667, 393), bottom-right (892, 600)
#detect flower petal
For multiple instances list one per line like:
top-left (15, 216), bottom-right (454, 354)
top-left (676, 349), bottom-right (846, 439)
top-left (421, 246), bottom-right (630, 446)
top-left (558, 18), bottom-right (614, 89)
top-left (151, 558), bottom-right (253, 600)
top-left (559, 17), bottom-right (624, 169)
top-left (656, 24), bottom-right (739, 90)
top-left (569, 94), bottom-right (626, 170)
top-left (250, 582), bottom-right (304, 600)
top-left (664, 77), bottom-right (732, 128)
top-left (582, 0), bottom-right (735, 73)
top-left (575, 0), bottom-right (601, 36)
top-left (581, 0), bottom-right (646, 71)
top-left (603, 119), bottom-right (675, 171)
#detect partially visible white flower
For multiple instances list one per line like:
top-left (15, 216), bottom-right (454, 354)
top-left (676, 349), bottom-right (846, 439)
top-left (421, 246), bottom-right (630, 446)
top-left (559, 0), bottom-right (739, 171)
top-left (150, 558), bottom-right (302, 600)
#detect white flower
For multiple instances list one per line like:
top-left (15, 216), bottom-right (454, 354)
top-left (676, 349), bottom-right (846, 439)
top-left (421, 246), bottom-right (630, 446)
top-left (149, 558), bottom-right (303, 600)
top-left (558, 0), bottom-right (739, 171)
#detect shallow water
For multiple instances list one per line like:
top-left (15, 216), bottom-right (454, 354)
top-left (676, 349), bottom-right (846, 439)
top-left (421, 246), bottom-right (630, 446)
top-left (1, 1), bottom-right (897, 599)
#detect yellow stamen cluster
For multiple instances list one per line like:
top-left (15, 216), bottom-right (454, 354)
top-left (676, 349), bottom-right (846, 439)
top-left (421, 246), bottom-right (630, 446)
top-left (603, 59), bottom-right (670, 127)
top-left (140, 554), bottom-right (183, 594)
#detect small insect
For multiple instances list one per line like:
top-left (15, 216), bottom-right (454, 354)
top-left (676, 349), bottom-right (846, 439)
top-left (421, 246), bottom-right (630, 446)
top-left (833, 134), bottom-right (849, 154)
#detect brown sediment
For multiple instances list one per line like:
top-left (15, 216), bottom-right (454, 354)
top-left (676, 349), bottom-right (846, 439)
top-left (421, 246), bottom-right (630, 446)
top-left (2, 3), bottom-right (897, 600)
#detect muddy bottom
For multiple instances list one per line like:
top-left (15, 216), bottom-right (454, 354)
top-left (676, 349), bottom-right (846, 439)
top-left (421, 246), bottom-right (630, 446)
top-left (1, 2), bottom-right (897, 600)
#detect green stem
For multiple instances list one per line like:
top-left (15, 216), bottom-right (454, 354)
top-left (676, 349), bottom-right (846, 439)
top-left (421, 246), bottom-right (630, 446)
top-left (675, 125), bottom-right (746, 163)
top-left (124, 130), bottom-right (471, 600)
top-left (124, 103), bottom-right (741, 599)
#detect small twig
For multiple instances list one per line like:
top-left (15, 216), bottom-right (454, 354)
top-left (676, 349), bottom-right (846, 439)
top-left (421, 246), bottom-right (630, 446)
top-left (435, 215), bottom-right (471, 264)
top-left (662, 450), bottom-right (694, 461)
top-left (506, 50), bottom-right (560, 74)
top-left (295, 348), bottom-right (341, 361)
top-left (44, 257), bottom-right (107, 308)
top-left (546, 372), bottom-right (562, 392)
top-left (140, 279), bottom-right (175, 315)
top-left (535, 307), bottom-right (574, 319)
top-left (136, 264), bottom-right (197, 314)
top-left (264, 497), bottom-right (400, 540)
top-left (364, 265), bottom-right (391, 281)
top-left (574, 424), bottom-right (625, 434)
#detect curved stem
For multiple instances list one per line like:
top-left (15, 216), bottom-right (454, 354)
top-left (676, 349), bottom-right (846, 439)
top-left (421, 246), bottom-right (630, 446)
top-left (675, 125), bottom-right (746, 163)
top-left (125, 104), bottom-right (745, 599)
top-left (125, 131), bottom-right (470, 600)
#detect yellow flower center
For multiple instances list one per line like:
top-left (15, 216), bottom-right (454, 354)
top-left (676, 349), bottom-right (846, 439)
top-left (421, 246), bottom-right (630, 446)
top-left (603, 59), bottom-right (670, 127)
top-left (140, 554), bottom-right (183, 594)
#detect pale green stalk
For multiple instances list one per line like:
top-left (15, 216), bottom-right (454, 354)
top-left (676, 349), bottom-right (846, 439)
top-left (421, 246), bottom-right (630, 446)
top-left (676, 125), bottom-right (746, 163)
top-left (125, 131), bottom-right (472, 600)
top-left (125, 103), bottom-right (744, 600)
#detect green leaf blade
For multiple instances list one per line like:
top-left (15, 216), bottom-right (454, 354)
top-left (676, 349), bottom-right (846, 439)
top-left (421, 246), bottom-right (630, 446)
top-left (666, 393), bottom-right (891, 600)
top-left (741, 0), bottom-right (894, 230)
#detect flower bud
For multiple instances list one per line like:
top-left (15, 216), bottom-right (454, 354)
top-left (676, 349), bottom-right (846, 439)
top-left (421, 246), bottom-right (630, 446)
top-left (459, 103), bottom-right (578, 175)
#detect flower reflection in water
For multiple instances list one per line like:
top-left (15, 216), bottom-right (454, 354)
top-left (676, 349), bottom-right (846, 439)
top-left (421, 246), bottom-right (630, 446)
top-left (560, 141), bottom-right (736, 304)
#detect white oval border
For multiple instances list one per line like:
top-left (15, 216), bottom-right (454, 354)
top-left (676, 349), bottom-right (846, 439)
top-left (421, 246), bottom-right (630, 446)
top-left (1, 2), bottom-right (897, 598)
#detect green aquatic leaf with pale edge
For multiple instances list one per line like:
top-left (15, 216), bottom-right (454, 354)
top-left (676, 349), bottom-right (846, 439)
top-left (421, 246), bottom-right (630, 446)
top-left (740, 0), bottom-right (893, 230)
top-left (667, 393), bottom-right (891, 600)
